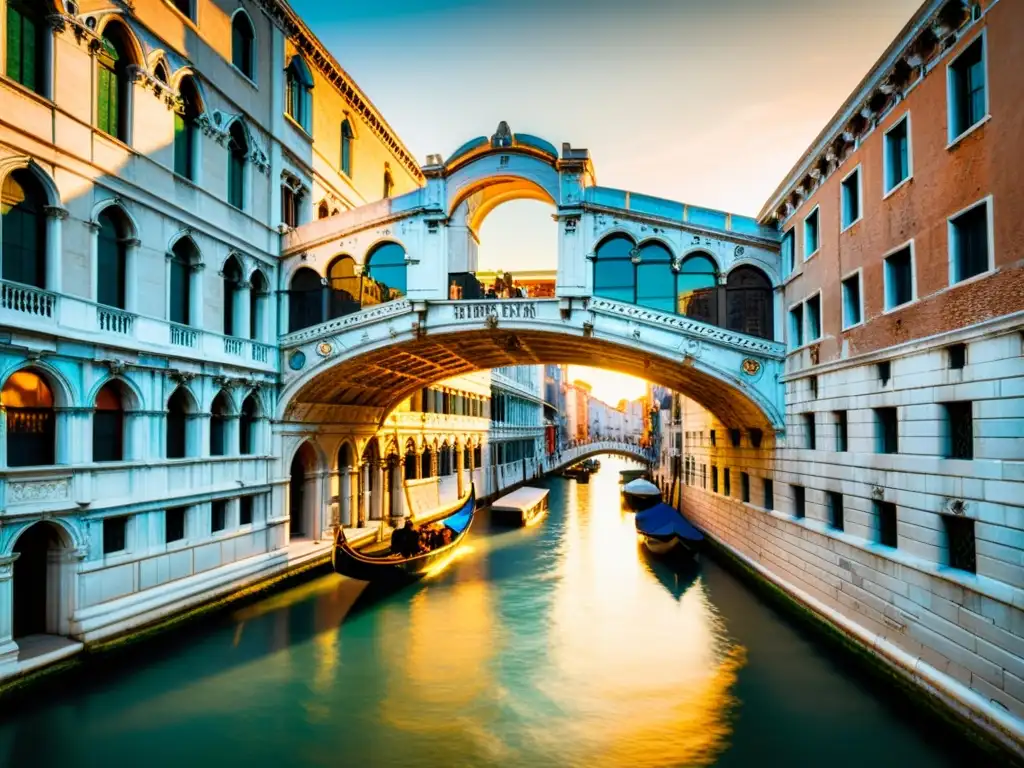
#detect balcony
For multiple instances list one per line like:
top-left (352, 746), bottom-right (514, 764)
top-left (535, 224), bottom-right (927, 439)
top-left (0, 281), bottom-right (277, 372)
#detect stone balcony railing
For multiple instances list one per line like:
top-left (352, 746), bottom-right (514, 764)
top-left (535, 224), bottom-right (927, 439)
top-left (1, 281), bottom-right (276, 372)
top-left (385, 410), bottom-right (491, 433)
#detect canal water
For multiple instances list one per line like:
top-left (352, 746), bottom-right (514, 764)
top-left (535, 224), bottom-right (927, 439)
top-left (0, 456), bottom-right (988, 767)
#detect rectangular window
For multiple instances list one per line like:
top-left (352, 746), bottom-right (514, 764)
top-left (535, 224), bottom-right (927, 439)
top-left (789, 304), bottom-right (804, 348)
top-left (834, 410), bottom-right (848, 452)
top-left (728, 429), bottom-right (741, 448)
top-left (211, 499), bottom-right (227, 533)
top-left (841, 272), bottom-right (862, 329)
top-left (792, 484), bottom-right (805, 519)
top-left (709, 429), bottom-right (716, 447)
top-left (166, 506), bottom-right (186, 543)
top-left (841, 167), bottom-right (861, 229)
top-left (6, 1), bottom-right (42, 94)
top-left (948, 343), bottom-right (967, 370)
top-left (723, 468), bottom-right (731, 497)
top-left (701, 464), bottom-right (707, 489)
top-left (884, 246), bottom-right (914, 309)
top-left (711, 466), bottom-right (719, 493)
top-left (827, 491), bottom-right (844, 531)
top-left (809, 376), bottom-right (818, 399)
top-left (875, 407), bottom-right (898, 454)
top-left (805, 294), bottom-right (821, 340)
top-left (103, 516), bottom-right (127, 555)
top-left (803, 207), bottom-right (819, 259)
top-left (173, 111), bottom-right (193, 180)
top-left (949, 200), bottom-right (990, 284)
top-left (763, 478), bottom-right (774, 510)
top-left (884, 115), bottom-right (911, 192)
top-left (943, 515), bottom-right (976, 573)
top-left (943, 401), bottom-right (974, 460)
top-left (741, 472), bottom-right (750, 503)
top-left (875, 501), bottom-right (898, 547)
top-left (803, 413), bottom-right (816, 450)
top-left (781, 229), bottom-right (795, 277)
top-left (948, 37), bottom-right (986, 142)
top-left (239, 495), bottom-right (254, 526)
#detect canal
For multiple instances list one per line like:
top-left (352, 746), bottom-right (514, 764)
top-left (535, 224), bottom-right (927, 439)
top-left (0, 456), bottom-right (989, 767)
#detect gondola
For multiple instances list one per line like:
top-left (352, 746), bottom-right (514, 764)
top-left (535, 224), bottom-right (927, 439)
top-left (634, 502), bottom-right (704, 560)
top-left (332, 485), bottom-right (475, 583)
top-left (622, 478), bottom-right (661, 511)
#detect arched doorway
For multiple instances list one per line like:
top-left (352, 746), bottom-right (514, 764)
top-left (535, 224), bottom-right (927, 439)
top-left (289, 441), bottom-right (318, 539)
top-left (12, 521), bottom-right (72, 639)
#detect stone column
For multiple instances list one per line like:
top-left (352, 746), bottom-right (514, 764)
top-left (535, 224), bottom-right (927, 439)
top-left (339, 467), bottom-right (352, 526)
top-left (456, 442), bottom-right (465, 498)
top-left (43, 206), bottom-right (67, 294)
top-left (0, 554), bottom-right (20, 673)
top-left (124, 237), bottom-right (141, 314)
top-left (389, 459), bottom-right (405, 526)
top-left (360, 462), bottom-right (370, 527)
top-left (224, 413), bottom-right (240, 458)
top-left (189, 263), bottom-right (205, 328)
top-left (370, 460), bottom-right (385, 521)
top-left (87, 220), bottom-right (102, 304)
top-left (237, 280), bottom-right (252, 340)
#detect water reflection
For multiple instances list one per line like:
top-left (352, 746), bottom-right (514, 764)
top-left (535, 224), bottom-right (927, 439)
top-left (0, 457), bottom-right (986, 768)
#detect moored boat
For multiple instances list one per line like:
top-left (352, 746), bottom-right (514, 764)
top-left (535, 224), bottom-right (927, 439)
top-left (622, 478), bottom-right (661, 511)
top-left (619, 468), bottom-right (647, 484)
top-left (332, 485), bottom-right (475, 583)
top-left (490, 486), bottom-right (550, 527)
top-left (634, 502), bottom-right (704, 559)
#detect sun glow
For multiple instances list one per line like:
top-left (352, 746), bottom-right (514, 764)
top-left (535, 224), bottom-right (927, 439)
top-left (567, 365), bottom-right (647, 406)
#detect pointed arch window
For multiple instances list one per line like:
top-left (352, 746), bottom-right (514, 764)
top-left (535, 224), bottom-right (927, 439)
top-left (5, 0), bottom-right (45, 95)
top-left (2, 370), bottom-right (55, 467)
top-left (231, 11), bottom-right (256, 80)
top-left (285, 57), bottom-right (313, 133)
top-left (210, 391), bottom-right (230, 457)
top-left (404, 440), bottom-right (417, 480)
top-left (249, 270), bottom-right (269, 340)
top-left (221, 255), bottom-right (243, 337)
top-left (239, 394), bottom-right (258, 455)
top-left (439, 443), bottom-right (452, 476)
top-left (174, 77), bottom-right (201, 181)
top-left (166, 387), bottom-right (191, 459)
top-left (421, 446), bottom-right (433, 478)
top-left (96, 208), bottom-right (128, 309)
top-left (1, 169), bottom-right (47, 288)
top-left (168, 239), bottom-right (196, 326)
top-left (340, 120), bottom-right (354, 176)
top-left (96, 27), bottom-right (132, 143)
top-left (227, 121), bottom-right (248, 210)
top-left (93, 381), bottom-right (126, 462)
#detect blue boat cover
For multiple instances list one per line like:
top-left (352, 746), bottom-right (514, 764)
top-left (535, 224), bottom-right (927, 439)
top-left (634, 503), bottom-right (704, 541)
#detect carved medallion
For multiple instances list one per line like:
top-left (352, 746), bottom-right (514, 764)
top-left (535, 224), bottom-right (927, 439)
top-left (288, 351), bottom-right (307, 371)
top-left (316, 342), bottom-right (333, 357)
top-left (741, 358), bottom-right (761, 376)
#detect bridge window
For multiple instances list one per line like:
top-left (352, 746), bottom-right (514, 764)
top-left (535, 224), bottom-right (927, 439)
top-left (285, 57), bottom-right (313, 133)
top-left (725, 266), bottom-right (773, 340)
top-left (174, 77), bottom-right (201, 182)
top-left (2, 369), bottom-right (56, 467)
top-left (635, 242), bottom-right (675, 312)
top-left (365, 242), bottom-right (407, 301)
top-left (676, 254), bottom-right (718, 324)
top-left (288, 267), bottom-right (325, 332)
top-left (327, 255), bottom-right (360, 318)
top-left (2, 168), bottom-right (48, 288)
top-left (593, 235), bottom-right (635, 303)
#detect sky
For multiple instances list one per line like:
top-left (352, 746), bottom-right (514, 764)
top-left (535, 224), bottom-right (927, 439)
top-left (291, 0), bottom-right (921, 401)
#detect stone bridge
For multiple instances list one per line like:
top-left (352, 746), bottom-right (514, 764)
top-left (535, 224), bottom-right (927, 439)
top-left (544, 441), bottom-right (655, 473)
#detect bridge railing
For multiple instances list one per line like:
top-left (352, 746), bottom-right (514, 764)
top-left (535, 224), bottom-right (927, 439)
top-left (543, 440), bottom-right (654, 473)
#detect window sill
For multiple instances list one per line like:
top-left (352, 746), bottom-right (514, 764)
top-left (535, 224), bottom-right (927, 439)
top-left (803, 249), bottom-right (819, 263)
top-left (93, 128), bottom-right (135, 154)
top-left (231, 65), bottom-right (258, 90)
top-left (284, 113), bottom-right (313, 141)
top-left (881, 297), bottom-right (918, 316)
top-left (841, 319), bottom-right (864, 332)
top-left (882, 175), bottom-right (913, 200)
top-left (0, 75), bottom-right (54, 107)
top-left (840, 216), bottom-right (862, 235)
top-left (946, 114), bottom-right (990, 151)
top-left (781, 270), bottom-right (802, 287)
top-left (947, 267), bottom-right (995, 292)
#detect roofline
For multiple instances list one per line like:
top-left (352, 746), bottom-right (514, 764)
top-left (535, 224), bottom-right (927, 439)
top-left (757, 0), bottom-right (942, 223)
top-left (269, 0), bottom-right (425, 183)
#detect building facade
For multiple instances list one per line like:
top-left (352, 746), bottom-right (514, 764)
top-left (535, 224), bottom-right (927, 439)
top-left (669, 0), bottom-right (1024, 747)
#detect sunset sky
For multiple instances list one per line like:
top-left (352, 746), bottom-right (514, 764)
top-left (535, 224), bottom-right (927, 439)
top-left (291, 0), bottom-right (921, 401)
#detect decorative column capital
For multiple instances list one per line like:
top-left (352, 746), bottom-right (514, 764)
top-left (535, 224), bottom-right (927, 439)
top-left (0, 553), bottom-right (20, 581)
top-left (44, 206), bottom-right (69, 221)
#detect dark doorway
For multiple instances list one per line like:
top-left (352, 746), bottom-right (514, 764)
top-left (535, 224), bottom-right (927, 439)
top-left (289, 451), bottom-right (306, 537)
top-left (12, 523), bottom-right (63, 638)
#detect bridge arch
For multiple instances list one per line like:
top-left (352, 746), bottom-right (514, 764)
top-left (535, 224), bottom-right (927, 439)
top-left (278, 299), bottom-right (785, 432)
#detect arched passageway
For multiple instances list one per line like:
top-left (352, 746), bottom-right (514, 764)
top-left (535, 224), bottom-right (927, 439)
top-left (12, 522), bottom-right (72, 639)
top-left (289, 441), bottom-right (319, 539)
